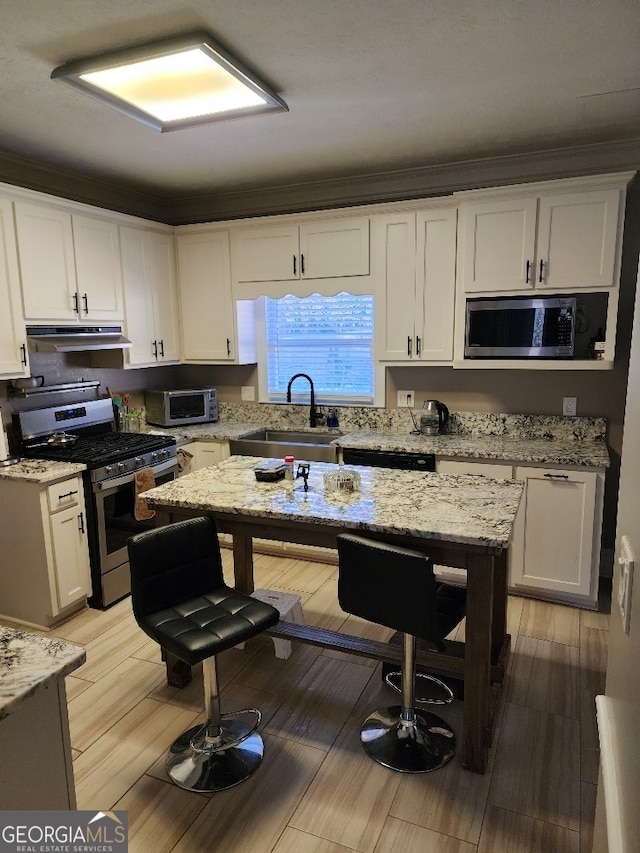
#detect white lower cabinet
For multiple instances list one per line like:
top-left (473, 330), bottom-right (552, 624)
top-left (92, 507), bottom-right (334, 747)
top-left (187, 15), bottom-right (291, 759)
top-left (510, 465), bottom-right (602, 605)
top-left (0, 475), bottom-right (91, 628)
top-left (436, 458), bottom-right (603, 606)
top-left (178, 441), bottom-right (230, 476)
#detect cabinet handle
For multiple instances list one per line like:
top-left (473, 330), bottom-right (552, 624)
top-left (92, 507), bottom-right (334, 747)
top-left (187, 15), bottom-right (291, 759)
top-left (538, 259), bottom-right (545, 282)
top-left (416, 336), bottom-right (421, 357)
top-left (59, 489), bottom-right (79, 500)
top-left (82, 293), bottom-right (88, 314)
top-left (301, 253), bottom-right (305, 275)
top-left (226, 338), bottom-right (231, 356)
top-left (20, 343), bottom-right (27, 366)
top-left (543, 473), bottom-right (569, 480)
top-left (152, 340), bottom-right (158, 358)
top-left (78, 512), bottom-right (85, 534)
top-left (159, 339), bottom-right (165, 357)
top-left (293, 255), bottom-right (297, 276)
top-left (525, 260), bottom-right (531, 283)
top-left (407, 336), bottom-right (412, 356)
top-left (72, 292), bottom-right (79, 313)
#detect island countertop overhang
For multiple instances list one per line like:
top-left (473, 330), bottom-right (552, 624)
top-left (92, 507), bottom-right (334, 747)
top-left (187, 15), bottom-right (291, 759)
top-left (142, 456), bottom-right (524, 551)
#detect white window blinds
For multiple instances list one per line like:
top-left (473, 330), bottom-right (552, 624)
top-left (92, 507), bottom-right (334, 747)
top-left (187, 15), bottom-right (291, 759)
top-left (265, 292), bottom-right (375, 403)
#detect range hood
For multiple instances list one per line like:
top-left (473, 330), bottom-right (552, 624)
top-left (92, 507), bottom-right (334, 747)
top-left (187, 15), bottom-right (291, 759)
top-left (27, 325), bottom-right (132, 353)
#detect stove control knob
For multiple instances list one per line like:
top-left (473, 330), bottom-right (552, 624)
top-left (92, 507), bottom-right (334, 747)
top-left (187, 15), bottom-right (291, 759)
top-left (135, 456), bottom-right (143, 465)
top-left (117, 462), bottom-right (125, 472)
top-left (105, 465), bottom-right (112, 474)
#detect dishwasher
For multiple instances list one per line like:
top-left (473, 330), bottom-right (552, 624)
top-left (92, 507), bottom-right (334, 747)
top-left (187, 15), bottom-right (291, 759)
top-left (341, 444), bottom-right (464, 700)
top-left (341, 447), bottom-right (436, 471)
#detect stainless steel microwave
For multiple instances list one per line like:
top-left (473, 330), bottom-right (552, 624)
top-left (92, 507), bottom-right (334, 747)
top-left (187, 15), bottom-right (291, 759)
top-left (464, 296), bottom-right (576, 359)
top-left (144, 387), bottom-right (218, 427)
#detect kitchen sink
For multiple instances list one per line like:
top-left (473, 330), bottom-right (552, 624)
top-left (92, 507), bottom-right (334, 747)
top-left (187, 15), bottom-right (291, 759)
top-left (230, 429), bottom-right (342, 463)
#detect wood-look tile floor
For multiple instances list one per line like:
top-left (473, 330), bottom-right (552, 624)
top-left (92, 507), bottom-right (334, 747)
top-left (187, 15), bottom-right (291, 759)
top-left (48, 552), bottom-right (609, 853)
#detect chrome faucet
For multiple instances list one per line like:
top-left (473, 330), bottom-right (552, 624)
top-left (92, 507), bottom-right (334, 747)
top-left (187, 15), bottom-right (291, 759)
top-left (286, 373), bottom-right (320, 428)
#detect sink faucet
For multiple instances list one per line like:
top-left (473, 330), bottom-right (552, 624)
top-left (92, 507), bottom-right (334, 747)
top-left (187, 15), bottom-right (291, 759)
top-left (286, 373), bottom-right (321, 428)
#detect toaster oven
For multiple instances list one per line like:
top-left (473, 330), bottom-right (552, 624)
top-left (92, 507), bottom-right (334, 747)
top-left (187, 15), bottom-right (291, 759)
top-left (144, 387), bottom-right (218, 427)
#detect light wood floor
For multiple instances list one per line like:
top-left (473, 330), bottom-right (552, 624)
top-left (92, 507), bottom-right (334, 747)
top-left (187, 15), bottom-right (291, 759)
top-left (48, 551), bottom-right (608, 852)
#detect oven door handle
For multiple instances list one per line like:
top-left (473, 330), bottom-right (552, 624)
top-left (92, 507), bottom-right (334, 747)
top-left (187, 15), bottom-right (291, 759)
top-left (94, 458), bottom-right (178, 491)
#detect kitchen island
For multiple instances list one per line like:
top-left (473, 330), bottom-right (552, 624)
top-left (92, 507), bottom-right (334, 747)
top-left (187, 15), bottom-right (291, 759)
top-left (143, 455), bottom-right (523, 774)
top-left (0, 626), bottom-right (85, 808)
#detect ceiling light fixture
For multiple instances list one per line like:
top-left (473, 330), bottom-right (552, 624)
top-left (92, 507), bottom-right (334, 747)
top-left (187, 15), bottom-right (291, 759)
top-left (51, 31), bottom-right (288, 132)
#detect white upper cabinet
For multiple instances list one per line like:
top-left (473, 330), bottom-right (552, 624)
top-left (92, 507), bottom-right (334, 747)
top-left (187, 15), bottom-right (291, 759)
top-left (231, 216), bottom-right (370, 285)
top-left (374, 205), bottom-right (457, 362)
top-left (176, 229), bottom-right (255, 363)
top-left (458, 176), bottom-right (627, 294)
top-left (0, 197), bottom-right (29, 377)
top-left (71, 214), bottom-right (123, 320)
top-left (120, 226), bottom-right (180, 368)
top-left (14, 202), bottom-right (77, 320)
top-left (14, 200), bottom-right (124, 322)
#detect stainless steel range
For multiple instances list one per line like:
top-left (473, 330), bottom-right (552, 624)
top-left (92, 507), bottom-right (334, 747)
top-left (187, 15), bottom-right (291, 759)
top-left (14, 398), bottom-right (177, 608)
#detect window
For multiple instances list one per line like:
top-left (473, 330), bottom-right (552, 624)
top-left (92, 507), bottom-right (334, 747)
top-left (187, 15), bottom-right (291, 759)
top-left (259, 292), bottom-right (375, 404)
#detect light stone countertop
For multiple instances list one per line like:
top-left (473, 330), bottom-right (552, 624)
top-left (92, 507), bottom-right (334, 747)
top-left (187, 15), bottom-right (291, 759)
top-left (0, 626), bottom-right (85, 720)
top-left (142, 455), bottom-right (524, 550)
top-left (334, 431), bottom-right (610, 468)
top-left (0, 458), bottom-right (86, 483)
top-left (144, 421), bottom-right (609, 469)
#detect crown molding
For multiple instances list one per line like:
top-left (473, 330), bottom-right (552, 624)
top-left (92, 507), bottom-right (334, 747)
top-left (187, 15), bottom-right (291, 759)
top-left (0, 136), bottom-right (638, 226)
top-left (0, 147), bottom-right (165, 220)
top-left (164, 137), bottom-right (640, 223)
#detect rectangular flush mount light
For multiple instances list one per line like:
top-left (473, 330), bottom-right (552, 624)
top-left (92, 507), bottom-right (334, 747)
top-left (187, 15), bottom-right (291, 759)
top-left (51, 31), bottom-right (288, 131)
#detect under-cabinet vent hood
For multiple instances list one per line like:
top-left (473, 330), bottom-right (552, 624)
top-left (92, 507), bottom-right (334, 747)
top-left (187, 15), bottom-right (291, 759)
top-left (26, 325), bottom-right (132, 352)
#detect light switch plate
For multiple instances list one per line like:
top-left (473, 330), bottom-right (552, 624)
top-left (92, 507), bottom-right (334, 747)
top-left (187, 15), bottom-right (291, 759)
top-left (563, 397), bottom-right (577, 417)
top-left (241, 386), bottom-right (255, 401)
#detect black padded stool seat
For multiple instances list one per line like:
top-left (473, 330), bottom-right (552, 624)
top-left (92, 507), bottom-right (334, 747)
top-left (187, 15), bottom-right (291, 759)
top-left (128, 517), bottom-right (279, 793)
top-left (383, 581), bottom-right (467, 703)
top-left (337, 533), bottom-right (465, 773)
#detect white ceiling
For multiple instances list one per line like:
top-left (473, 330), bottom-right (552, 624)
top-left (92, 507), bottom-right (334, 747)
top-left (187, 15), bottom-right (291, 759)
top-left (1, 0), bottom-right (640, 203)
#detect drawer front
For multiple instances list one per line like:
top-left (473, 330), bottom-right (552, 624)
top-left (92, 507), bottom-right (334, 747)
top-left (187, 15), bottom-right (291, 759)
top-left (47, 478), bottom-right (82, 513)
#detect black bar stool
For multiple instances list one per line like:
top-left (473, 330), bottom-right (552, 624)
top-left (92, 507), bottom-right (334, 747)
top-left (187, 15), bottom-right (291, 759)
top-left (337, 533), bottom-right (465, 773)
top-left (127, 517), bottom-right (280, 793)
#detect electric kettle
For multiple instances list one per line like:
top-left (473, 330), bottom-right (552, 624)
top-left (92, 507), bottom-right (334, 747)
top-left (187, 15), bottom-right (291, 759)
top-left (420, 400), bottom-right (449, 435)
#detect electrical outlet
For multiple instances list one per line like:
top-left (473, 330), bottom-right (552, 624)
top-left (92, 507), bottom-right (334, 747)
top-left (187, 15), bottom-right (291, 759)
top-left (397, 390), bottom-right (414, 407)
top-left (563, 396), bottom-right (577, 417)
top-left (241, 386), bottom-right (255, 401)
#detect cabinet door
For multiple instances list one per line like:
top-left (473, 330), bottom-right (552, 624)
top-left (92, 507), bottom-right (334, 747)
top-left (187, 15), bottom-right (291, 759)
top-left (374, 213), bottom-right (417, 360)
top-left (299, 217), bottom-right (370, 278)
top-left (0, 198), bottom-right (29, 377)
top-left (415, 208), bottom-right (457, 361)
top-left (72, 214), bottom-right (123, 320)
top-left (146, 231), bottom-right (180, 363)
top-left (231, 224), bottom-right (299, 282)
top-left (120, 226), bottom-right (156, 366)
top-left (14, 201), bottom-right (78, 320)
top-left (536, 189), bottom-right (621, 289)
top-left (510, 466), bottom-right (598, 601)
top-left (177, 231), bottom-right (235, 361)
top-left (49, 504), bottom-right (91, 612)
top-left (459, 196), bottom-right (537, 293)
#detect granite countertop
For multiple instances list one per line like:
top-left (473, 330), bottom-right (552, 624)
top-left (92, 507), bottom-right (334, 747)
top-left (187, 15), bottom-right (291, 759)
top-left (0, 626), bottom-right (85, 721)
top-left (334, 431), bottom-right (610, 468)
top-left (143, 455), bottom-right (524, 550)
top-left (0, 459), bottom-right (86, 483)
top-left (143, 421), bottom-right (263, 443)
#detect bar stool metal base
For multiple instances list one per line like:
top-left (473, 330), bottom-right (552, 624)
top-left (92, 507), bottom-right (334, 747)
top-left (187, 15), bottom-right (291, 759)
top-left (360, 706), bottom-right (456, 773)
top-left (166, 719), bottom-right (264, 793)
